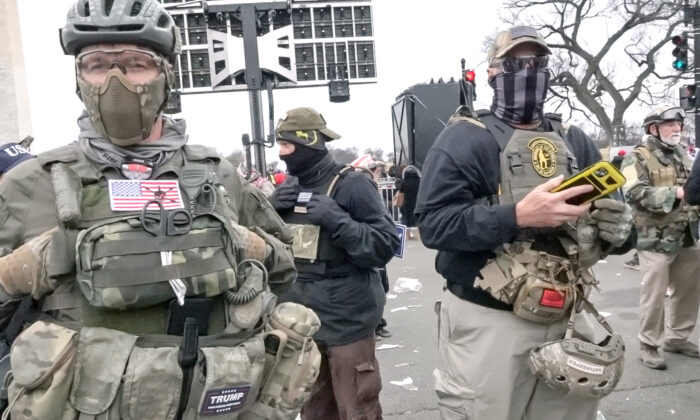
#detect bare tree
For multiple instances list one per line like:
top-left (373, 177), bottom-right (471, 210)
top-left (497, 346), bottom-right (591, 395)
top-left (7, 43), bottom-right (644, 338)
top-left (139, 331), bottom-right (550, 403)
top-left (364, 147), bottom-right (385, 162)
top-left (328, 146), bottom-right (360, 164)
top-left (501, 0), bottom-right (686, 141)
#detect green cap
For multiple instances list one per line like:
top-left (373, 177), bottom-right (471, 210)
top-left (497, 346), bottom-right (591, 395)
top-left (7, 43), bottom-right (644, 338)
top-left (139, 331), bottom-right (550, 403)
top-left (276, 107), bottom-right (341, 140)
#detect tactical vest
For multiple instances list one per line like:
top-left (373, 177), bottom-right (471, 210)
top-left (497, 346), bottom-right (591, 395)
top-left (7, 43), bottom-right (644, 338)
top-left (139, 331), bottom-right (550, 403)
top-left (278, 166), bottom-right (355, 277)
top-left (4, 144), bottom-right (320, 420)
top-left (454, 111), bottom-right (596, 324)
top-left (632, 142), bottom-right (699, 252)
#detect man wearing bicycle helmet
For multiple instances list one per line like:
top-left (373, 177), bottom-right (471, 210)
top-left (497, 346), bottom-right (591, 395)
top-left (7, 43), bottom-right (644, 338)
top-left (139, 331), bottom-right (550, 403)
top-left (0, 1), bottom-right (310, 418)
top-left (621, 105), bottom-right (700, 370)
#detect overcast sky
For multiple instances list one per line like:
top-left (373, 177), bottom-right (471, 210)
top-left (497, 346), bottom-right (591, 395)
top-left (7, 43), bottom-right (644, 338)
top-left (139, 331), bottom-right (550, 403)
top-left (17, 0), bottom-right (508, 163)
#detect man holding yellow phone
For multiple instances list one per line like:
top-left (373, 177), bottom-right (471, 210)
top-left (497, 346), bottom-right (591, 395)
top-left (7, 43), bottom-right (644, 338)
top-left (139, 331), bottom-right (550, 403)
top-left (621, 106), bottom-right (700, 370)
top-left (416, 25), bottom-right (635, 420)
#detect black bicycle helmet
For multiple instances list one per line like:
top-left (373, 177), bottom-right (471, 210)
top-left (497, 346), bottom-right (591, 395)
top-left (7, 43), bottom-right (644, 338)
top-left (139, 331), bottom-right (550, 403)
top-left (60, 0), bottom-right (181, 57)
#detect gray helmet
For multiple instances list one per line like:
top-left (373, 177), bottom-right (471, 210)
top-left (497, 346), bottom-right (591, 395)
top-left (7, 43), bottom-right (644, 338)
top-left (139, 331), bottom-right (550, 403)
top-left (642, 105), bottom-right (685, 135)
top-left (60, 0), bottom-right (181, 57)
top-left (528, 300), bottom-right (625, 399)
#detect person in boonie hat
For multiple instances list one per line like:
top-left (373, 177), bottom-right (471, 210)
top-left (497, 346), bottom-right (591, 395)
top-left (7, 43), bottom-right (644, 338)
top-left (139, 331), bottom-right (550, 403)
top-left (269, 107), bottom-right (399, 419)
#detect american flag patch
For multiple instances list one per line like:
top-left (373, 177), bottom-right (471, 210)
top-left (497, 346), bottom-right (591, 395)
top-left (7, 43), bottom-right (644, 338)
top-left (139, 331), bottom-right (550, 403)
top-left (108, 180), bottom-right (185, 211)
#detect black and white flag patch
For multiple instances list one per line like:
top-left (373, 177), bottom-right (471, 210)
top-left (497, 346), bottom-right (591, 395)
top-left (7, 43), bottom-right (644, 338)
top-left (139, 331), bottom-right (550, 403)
top-left (200, 385), bottom-right (251, 416)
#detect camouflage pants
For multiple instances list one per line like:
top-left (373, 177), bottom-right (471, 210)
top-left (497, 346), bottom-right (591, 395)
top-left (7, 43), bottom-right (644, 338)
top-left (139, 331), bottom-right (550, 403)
top-left (638, 246), bottom-right (700, 348)
top-left (434, 290), bottom-right (600, 420)
top-left (301, 334), bottom-right (382, 420)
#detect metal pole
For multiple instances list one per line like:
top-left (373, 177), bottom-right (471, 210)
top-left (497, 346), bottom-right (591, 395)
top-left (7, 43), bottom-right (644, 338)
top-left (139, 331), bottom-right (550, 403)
top-left (241, 4), bottom-right (267, 174)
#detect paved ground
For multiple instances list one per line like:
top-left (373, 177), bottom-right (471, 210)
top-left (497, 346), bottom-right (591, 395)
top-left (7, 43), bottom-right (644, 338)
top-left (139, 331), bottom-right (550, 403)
top-left (377, 240), bottom-right (700, 420)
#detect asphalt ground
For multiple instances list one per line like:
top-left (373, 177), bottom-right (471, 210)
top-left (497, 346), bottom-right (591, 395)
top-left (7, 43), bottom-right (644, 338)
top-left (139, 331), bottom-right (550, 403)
top-left (377, 239), bottom-right (700, 420)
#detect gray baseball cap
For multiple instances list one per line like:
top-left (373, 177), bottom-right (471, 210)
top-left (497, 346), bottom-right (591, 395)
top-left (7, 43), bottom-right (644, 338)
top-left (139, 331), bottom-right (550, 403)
top-left (488, 26), bottom-right (551, 66)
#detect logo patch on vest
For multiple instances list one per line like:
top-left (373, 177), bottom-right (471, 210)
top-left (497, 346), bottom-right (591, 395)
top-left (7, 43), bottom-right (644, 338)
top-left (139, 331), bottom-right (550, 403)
top-left (200, 385), bottom-right (251, 415)
top-left (528, 138), bottom-right (558, 177)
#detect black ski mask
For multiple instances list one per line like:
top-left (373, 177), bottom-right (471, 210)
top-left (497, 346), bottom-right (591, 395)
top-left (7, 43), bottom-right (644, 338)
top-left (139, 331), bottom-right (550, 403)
top-left (280, 144), bottom-right (329, 175)
top-left (489, 67), bottom-right (550, 125)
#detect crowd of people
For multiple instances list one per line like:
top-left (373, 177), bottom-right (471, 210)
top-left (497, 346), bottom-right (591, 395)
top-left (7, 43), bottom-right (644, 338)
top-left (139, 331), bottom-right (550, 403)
top-left (1, 1), bottom-right (700, 419)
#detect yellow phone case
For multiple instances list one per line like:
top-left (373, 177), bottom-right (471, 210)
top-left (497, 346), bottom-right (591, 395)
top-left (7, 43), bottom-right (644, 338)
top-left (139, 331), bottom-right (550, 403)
top-left (550, 161), bottom-right (626, 205)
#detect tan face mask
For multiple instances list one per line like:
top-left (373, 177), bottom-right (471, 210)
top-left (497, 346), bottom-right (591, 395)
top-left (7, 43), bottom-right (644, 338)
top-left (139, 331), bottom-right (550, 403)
top-left (77, 68), bottom-right (167, 146)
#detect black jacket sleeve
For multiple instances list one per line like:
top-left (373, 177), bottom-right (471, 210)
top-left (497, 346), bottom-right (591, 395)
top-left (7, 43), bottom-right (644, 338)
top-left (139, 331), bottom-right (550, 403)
top-left (684, 155), bottom-right (700, 205)
top-left (329, 172), bottom-right (400, 268)
top-left (415, 121), bottom-right (520, 252)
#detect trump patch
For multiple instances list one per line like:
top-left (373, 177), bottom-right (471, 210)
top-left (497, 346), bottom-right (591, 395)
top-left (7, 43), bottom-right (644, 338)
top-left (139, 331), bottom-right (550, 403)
top-left (200, 385), bottom-right (251, 416)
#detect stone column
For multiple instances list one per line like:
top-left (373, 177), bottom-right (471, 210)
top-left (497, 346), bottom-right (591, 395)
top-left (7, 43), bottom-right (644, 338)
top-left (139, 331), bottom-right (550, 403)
top-left (0, 0), bottom-right (32, 146)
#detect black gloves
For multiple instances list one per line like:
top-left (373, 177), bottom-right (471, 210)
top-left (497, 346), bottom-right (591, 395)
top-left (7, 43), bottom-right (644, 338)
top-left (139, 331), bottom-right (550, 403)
top-left (269, 177), bottom-right (300, 211)
top-left (306, 195), bottom-right (346, 230)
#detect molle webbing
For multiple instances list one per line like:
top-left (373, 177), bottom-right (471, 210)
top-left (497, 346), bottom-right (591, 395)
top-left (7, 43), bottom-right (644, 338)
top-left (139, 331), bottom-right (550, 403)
top-left (91, 256), bottom-right (232, 288)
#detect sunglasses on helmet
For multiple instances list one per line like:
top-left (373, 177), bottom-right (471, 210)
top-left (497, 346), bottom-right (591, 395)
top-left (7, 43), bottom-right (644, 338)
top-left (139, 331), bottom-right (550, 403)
top-left (495, 55), bottom-right (549, 73)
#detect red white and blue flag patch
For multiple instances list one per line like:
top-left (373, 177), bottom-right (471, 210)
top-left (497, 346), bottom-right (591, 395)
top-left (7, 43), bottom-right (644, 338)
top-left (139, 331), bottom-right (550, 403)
top-left (108, 179), bottom-right (184, 211)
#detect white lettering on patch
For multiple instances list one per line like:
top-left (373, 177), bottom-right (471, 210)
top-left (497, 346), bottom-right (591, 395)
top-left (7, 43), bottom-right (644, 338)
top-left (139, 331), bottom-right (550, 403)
top-left (566, 357), bottom-right (605, 375)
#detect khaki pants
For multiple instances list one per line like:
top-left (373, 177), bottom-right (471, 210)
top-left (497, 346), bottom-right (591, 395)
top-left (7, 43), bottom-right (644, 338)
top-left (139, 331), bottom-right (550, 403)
top-left (434, 290), bottom-right (599, 420)
top-left (301, 334), bottom-right (382, 420)
top-left (638, 246), bottom-right (700, 348)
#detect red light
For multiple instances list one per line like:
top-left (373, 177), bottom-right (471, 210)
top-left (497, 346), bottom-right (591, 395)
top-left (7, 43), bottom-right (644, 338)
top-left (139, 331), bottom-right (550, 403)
top-left (465, 70), bottom-right (476, 82)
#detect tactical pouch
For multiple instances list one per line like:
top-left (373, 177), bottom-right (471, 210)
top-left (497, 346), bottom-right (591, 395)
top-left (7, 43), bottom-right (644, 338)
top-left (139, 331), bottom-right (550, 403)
top-left (6, 321), bottom-right (78, 420)
top-left (512, 275), bottom-right (575, 324)
top-left (75, 214), bottom-right (239, 310)
top-left (288, 224), bottom-right (321, 261)
top-left (243, 303), bottom-right (321, 420)
top-left (183, 338), bottom-right (265, 418)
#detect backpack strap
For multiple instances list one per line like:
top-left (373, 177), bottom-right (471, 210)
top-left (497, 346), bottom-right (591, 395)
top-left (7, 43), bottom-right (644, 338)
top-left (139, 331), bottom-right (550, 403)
top-left (546, 113), bottom-right (579, 173)
top-left (326, 165), bottom-right (355, 197)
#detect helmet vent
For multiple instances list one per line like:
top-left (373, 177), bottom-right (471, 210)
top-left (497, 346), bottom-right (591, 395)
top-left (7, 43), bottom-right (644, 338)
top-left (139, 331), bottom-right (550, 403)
top-left (75, 25), bottom-right (99, 32)
top-left (116, 24), bottom-right (145, 31)
top-left (157, 13), bottom-right (170, 28)
top-left (104, 0), bottom-right (114, 16)
top-left (78, 1), bottom-right (90, 17)
top-left (130, 2), bottom-right (143, 16)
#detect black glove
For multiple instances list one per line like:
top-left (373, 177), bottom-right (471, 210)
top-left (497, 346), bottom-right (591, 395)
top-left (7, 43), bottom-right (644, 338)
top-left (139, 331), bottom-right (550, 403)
top-left (269, 177), bottom-right (300, 211)
top-left (306, 195), bottom-right (346, 230)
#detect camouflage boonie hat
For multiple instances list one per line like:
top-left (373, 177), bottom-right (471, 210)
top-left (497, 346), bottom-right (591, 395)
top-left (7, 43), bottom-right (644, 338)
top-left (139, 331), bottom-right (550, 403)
top-left (276, 107), bottom-right (341, 150)
top-left (488, 26), bottom-right (551, 66)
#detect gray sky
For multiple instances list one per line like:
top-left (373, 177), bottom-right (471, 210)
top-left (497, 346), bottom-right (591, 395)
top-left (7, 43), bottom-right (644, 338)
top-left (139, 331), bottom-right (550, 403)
top-left (18, 0), bottom-right (504, 162)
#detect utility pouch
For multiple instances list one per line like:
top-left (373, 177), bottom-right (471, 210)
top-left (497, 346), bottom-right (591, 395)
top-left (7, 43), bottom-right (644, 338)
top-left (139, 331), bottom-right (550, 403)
top-left (70, 327), bottom-right (137, 416)
top-left (512, 275), bottom-right (575, 324)
top-left (167, 298), bottom-right (215, 336)
top-left (288, 224), bottom-right (321, 261)
top-left (75, 214), bottom-right (238, 310)
top-left (183, 335), bottom-right (265, 419)
top-left (6, 321), bottom-right (78, 420)
top-left (243, 303), bottom-right (321, 420)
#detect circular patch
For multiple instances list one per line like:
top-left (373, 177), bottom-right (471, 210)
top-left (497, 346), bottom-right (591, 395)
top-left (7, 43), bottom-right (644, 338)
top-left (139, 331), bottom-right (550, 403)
top-left (528, 138), bottom-right (558, 177)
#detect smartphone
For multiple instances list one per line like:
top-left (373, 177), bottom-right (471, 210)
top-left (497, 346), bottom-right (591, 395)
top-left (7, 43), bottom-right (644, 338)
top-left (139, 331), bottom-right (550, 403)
top-left (550, 161), bottom-right (626, 205)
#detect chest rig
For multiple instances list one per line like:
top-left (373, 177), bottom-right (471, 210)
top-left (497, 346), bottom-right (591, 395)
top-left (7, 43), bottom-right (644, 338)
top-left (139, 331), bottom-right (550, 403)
top-left (633, 141), bottom-right (699, 252)
top-left (461, 111), bottom-right (595, 324)
top-left (4, 144), bottom-right (322, 420)
top-left (279, 166), bottom-right (356, 278)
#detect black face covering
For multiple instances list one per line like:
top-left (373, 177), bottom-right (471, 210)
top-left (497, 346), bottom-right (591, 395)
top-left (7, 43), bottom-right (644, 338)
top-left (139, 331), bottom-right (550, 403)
top-left (489, 67), bottom-right (550, 125)
top-left (280, 145), bottom-right (328, 175)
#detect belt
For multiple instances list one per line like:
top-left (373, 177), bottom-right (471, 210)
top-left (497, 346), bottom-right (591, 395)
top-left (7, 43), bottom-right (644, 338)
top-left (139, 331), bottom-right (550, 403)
top-left (447, 282), bottom-right (512, 311)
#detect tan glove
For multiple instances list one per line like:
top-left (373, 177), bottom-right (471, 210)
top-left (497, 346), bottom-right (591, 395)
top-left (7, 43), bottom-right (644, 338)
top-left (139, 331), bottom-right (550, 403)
top-left (590, 198), bottom-right (634, 247)
top-left (230, 224), bottom-right (270, 263)
top-left (0, 228), bottom-right (58, 300)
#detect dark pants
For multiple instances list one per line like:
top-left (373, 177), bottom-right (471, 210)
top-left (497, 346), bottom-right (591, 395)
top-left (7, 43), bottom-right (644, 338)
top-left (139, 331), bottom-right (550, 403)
top-left (301, 334), bottom-right (383, 420)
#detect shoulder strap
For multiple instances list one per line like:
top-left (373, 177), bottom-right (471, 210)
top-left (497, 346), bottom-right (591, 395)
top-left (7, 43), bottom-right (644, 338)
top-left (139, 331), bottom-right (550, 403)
top-left (183, 145), bottom-right (221, 162)
top-left (326, 165), bottom-right (354, 197)
top-left (37, 144), bottom-right (79, 168)
top-left (479, 113), bottom-right (513, 151)
top-left (545, 114), bottom-right (576, 156)
top-left (635, 145), bottom-right (652, 161)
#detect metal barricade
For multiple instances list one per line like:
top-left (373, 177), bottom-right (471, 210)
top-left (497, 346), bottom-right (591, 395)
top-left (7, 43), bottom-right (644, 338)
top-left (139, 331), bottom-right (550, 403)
top-left (377, 178), bottom-right (402, 223)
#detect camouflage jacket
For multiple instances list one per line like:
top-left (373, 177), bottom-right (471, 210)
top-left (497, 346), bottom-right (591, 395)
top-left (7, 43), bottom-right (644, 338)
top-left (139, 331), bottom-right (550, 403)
top-left (620, 137), bottom-right (698, 253)
top-left (0, 128), bottom-right (295, 300)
